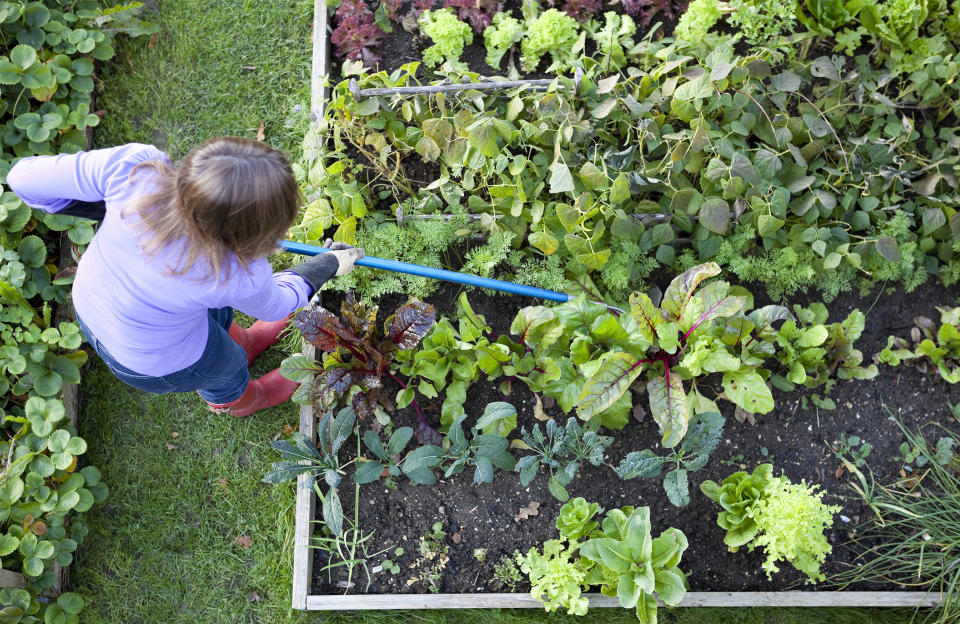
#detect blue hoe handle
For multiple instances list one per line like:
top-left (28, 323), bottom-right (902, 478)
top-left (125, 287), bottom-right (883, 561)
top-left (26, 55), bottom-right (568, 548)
top-left (279, 240), bottom-right (573, 304)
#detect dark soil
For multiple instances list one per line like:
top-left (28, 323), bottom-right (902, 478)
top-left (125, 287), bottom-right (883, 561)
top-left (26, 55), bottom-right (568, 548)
top-left (310, 278), bottom-right (960, 595)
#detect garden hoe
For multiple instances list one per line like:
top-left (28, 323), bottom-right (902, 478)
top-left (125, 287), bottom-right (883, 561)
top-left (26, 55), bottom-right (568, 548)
top-left (278, 239), bottom-right (625, 313)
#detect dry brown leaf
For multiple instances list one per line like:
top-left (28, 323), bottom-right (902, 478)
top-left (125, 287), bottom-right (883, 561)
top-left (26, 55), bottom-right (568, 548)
top-left (165, 443), bottom-right (177, 451)
top-left (514, 501), bottom-right (540, 522)
top-left (451, 532), bottom-right (461, 544)
top-left (148, 32), bottom-right (158, 49)
top-left (255, 121), bottom-right (265, 142)
top-left (216, 478), bottom-right (229, 489)
top-left (631, 403), bottom-right (647, 422)
top-left (234, 535), bottom-right (252, 550)
top-left (834, 465), bottom-right (844, 479)
top-left (248, 591), bottom-right (263, 603)
top-left (510, 439), bottom-right (532, 451)
top-left (171, 431), bottom-right (179, 438)
top-left (533, 395), bottom-right (550, 421)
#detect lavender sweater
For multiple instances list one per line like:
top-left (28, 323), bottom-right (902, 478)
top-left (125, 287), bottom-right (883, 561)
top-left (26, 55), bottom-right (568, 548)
top-left (7, 143), bottom-right (314, 376)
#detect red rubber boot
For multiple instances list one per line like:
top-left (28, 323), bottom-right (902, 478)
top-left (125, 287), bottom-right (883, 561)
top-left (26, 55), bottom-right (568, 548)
top-left (205, 370), bottom-right (299, 417)
top-left (228, 317), bottom-right (290, 366)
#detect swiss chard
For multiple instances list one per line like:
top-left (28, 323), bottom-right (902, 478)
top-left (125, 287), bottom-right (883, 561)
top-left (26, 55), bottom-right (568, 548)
top-left (291, 291), bottom-right (436, 423)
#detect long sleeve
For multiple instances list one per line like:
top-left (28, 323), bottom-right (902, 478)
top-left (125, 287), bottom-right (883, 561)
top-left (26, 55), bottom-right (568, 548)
top-left (6, 143), bottom-right (165, 214)
top-left (221, 260), bottom-right (316, 321)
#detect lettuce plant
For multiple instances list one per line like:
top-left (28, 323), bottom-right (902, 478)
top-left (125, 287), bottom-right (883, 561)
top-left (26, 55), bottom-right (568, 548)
top-left (796, 0), bottom-right (865, 36)
top-left (444, 0), bottom-right (504, 33)
top-left (556, 497), bottom-right (601, 540)
top-left (700, 463), bottom-right (773, 549)
top-left (879, 306), bottom-right (960, 383)
top-left (751, 475), bottom-right (840, 583)
top-left (286, 292), bottom-right (436, 421)
top-left (331, 0), bottom-right (386, 67)
top-left (621, 0), bottom-right (689, 25)
top-left (773, 304), bottom-right (877, 391)
top-left (419, 8), bottom-right (473, 68)
top-left (520, 8), bottom-right (580, 71)
top-left (517, 538), bottom-right (588, 615)
top-left (515, 417), bottom-right (612, 501)
top-left (546, 0), bottom-right (603, 21)
top-left (579, 506), bottom-right (689, 622)
top-left (615, 412), bottom-right (725, 506)
top-left (702, 464), bottom-right (841, 583)
top-left (674, 0), bottom-right (727, 41)
top-left (483, 11), bottom-right (524, 68)
top-left (859, 0), bottom-right (931, 50)
top-left (727, 0), bottom-right (797, 47)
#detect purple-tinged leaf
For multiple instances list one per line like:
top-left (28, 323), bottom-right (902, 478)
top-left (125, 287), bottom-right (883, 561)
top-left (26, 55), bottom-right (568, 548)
top-left (341, 291), bottom-right (378, 342)
top-left (416, 419), bottom-right (444, 446)
top-left (661, 262), bottom-right (721, 323)
top-left (648, 372), bottom-right (688, 448)
top-left (683, 280), bottom-right (746, 335)
top-left (386, 301), bottom-right (436, 350)
top-left (352, 390), bottom-right (377, 421)
top-left (325, 368), bottom-right (356, 393)
top-left (444, 0), bottom-right (503, 32)
top-left (294, 306), bottom-right (359, 352)
top-left (748, 305), bottom-right (793, 337)
top-left (629, 292), bottom-right (663, 341)
top-left (577, 352), bottom-right (646, 420)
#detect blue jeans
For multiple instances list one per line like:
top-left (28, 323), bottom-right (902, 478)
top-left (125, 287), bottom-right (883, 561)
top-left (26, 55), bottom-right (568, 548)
top-left (76, 308), bottom-right (249, 404)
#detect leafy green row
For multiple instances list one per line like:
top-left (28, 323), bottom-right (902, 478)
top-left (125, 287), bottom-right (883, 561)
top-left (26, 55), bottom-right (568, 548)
top-left (0, 2), bottom-right (152, 620)
top-left (300, 31), bottom-right (959, 306)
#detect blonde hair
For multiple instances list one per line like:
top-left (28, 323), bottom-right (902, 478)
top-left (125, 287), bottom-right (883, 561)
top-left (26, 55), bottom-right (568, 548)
top-left (127, 137), bottom-right (301, 281)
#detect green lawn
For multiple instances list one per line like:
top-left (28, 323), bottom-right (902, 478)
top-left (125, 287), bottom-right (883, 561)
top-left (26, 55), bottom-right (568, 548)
top-left (72, 0), bottom-right (920, 622)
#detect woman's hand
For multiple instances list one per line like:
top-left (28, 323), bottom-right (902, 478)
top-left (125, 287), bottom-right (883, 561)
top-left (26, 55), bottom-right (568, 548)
top-left (322, 239), bottom-right (365, 276)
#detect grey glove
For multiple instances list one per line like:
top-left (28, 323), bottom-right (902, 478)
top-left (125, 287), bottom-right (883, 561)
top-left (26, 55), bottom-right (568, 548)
top-left (287, 240), bottom-right (365, 294)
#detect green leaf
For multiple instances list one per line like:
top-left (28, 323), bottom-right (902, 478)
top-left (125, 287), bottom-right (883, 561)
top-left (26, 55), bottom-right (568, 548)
top-left (56, 592), bottom-right (84, 615)
top-left (354, 459), bottom-right (385, 484)
top-left (770, 70), bottom-right (801, 91)
top-left (529, 230), bottom-right (559, 255)
top-left (10, 44), bottom-right (37, 69)
top-left (757, 214), bottom-right (784, 237)
top-left (321, 487), bottom-right (343, 536)
top-left (648, 374), bottom-right (689, 448)
top-left (922, 207), bottom-right (946, 235)
top-left (468, 125), bottom-right (499, 158)
top-left (547, 474), bottom-right (569, 501)
top-left (577, 353), bottom-right (646, 420)
top-left (876, 236), bottom-right (900, 262)
top-left (722, 369), bottom-right (774, 414)
top-left (580, 537), bottom-right (632, 573)
top-left (674, 74), bottom-right (713, 101)
top-left (548, 161), bottom-right (574, 194)
top-left (699, 198), bottom-right (731, 235)
top-left (476, 402), bottom-right (518, 437)
top-left (663, 468), bottom-right (690, 506)
top-left (661, 262), bottom-right (721, 323)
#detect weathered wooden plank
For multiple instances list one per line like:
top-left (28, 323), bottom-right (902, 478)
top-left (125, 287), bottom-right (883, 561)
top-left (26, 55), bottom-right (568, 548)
top-left (291, 344), bottom-right (318, 610)
top-left (303, 591), bottom-right (942, 610)
top-left (309, 0), bottom-right (330, 127)
top-left (0, 569), bottom-right (26, 589)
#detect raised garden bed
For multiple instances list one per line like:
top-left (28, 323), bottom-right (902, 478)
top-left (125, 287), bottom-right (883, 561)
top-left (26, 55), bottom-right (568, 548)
top-left (288, 0), bottom-right (960, 613)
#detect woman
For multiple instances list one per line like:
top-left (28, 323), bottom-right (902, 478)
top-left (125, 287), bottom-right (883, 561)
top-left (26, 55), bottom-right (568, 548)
top-left (7, 138), bottom-right (363, 417)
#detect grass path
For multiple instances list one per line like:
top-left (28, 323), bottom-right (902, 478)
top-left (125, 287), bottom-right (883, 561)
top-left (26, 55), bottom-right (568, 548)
top-left (72, 1), bottom-right (918, 622)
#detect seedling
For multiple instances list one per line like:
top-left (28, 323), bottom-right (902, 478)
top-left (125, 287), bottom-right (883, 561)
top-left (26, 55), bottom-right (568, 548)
top-left (409, 522), bottom-right (449, 592)
top-left (492, 552), bottom-right (523, 591)
top-left (830, 434), bottom-right (872, 467)
top-left (473, 548), bottom-right (487, 562)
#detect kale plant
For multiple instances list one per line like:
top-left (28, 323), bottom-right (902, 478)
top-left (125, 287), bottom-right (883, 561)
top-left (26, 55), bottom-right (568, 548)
top-left (442, 403), bottom-right (517, 483)
top-left (353, 426), bottom-right (414, 486)
top-left (263, 407), bottom-right (356, 535)
top-left (514, 417), bottom-right (613, 501)
top-left (878, 306), bottom-right (960, 383)
top-left (615, 411), bottom-right (725, 506)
